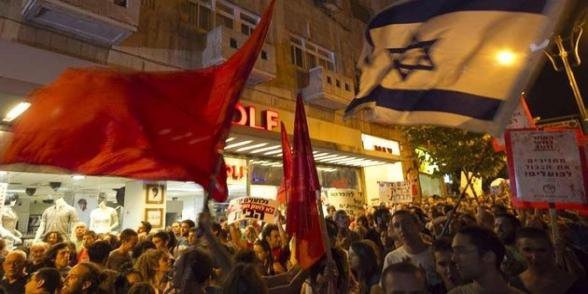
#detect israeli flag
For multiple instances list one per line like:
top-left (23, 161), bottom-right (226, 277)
top-left (345, 0), bottom-right (569, 136)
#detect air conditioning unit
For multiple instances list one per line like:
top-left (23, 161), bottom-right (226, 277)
top-left (315, 0), bottom-right (343, 12)
top-left (21, 0), bottom-right (137, 46)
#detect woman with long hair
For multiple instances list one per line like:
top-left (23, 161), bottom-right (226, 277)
top-left (349, 240), bottom-right (380, 294)
top-left (253, 240), bottom-right (275, 276)
top-left (222, 263), bottom-right (268, 294)
top-left (134, 249), bottom-right (173, 293)
top-left (43, 242), bottom-right (72, 278)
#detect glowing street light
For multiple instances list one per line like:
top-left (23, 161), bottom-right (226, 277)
top-left (495, 50), bottom-right (516, 66)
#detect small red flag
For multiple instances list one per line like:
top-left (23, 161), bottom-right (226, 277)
top-left (492, 95), bottom-right (535, 152)
top-left (276, 122), bottom-right (292, 204)
top-left (0, 1), bottom-right (276, 202)
top-left (287, 95), bottom-right (325, 269)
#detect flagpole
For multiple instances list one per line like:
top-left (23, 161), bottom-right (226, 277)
top-left (314, 190), bottom-right (336, 294)
top-left (437, 172), bottom-right (476, 238)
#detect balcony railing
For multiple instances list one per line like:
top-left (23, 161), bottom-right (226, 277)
top-left (301, 66), bottom-right (355, 110)
top-left (201, 25), bottom-right (276, 85)
top-left (21, 0), bottom-right (140, 46)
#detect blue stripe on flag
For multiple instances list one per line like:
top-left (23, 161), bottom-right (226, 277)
top-left (346, 87), bottom-right (503, 121)
top-left (369, 0), bottom-right (547, 28)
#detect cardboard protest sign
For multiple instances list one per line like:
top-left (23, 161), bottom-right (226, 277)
top-left (378, 181), bottom-right (412, 204)
top-left (324, 188), bottom-right (364, 214)
top-left (505, 129), bottom-right (588, 206)
top-left (226, 196), bottom-right (278, 224)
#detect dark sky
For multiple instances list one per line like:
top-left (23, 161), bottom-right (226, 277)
top-left (526, 3), bottom-right (587, 121)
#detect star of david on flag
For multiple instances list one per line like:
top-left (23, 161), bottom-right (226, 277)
top-left (346, 0), bottom-right (570, 136)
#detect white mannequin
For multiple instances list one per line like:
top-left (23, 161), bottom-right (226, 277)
top-left (89, 196), bottom-right (119, 234)
top-left (35, 196), bottom-right (78, 241)
top-left (1, 197), bottom-right (22, 248)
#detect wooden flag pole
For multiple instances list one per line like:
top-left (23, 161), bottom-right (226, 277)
top-left (437, 173), bottom-right (476, 238)
top-left (315, 190), bottom-right (336, 294)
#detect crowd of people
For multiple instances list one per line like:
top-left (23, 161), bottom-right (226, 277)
top-left (1, 189), bottom-right (588, 293)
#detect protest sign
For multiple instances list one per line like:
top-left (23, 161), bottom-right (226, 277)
top-left (505, 129), bottom-right (588, 205)
top-left (324, 188), bottom-right (364, 214)
top-left (226, 196), bottom-right (278, 224)
top-left (378, 181), bottom-right (412, 204)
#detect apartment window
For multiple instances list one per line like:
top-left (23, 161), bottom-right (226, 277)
top-left (290, 35), bottom-right (336, 72)
top-left (114, 0), bottom-right (127, 7)
top-left (190, 0), bottom-right (260, 35)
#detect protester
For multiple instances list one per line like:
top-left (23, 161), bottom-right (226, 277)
top-left (349, 240), bottom-right (380, 293)
top-left (43, 243), bottom-right (72, 278)
top-left (72, 222), bottom-right (87, 253)
top-left (382, 210), bottom-right (442, 292)
top-left (24, 267), bottom-right (62, 294)
top-left (450, 226), bottom-right (524, 293)
top-left (61, 262), bottom-right (103, 294)
top-left (222, 263), bottom-right (268, 294)
top-left (261, 224), bottom-right (287, 274)
top-left (511, 227), bottom-right (588, 293)
top-left (134, 249), bottom-right (173, 293)
top-left (77, 230), bottom-right (97, 263)
top-left (432, 239), bottom-right (462, 291)
top-left (1, 250), bottom-right (28, 294)
top-left (106, 228), bottom-right (138, 272)
top-left (42, 232), bottom-right (63, 247)
top-left (26, 242), bottom-right (49, 275)
top-left (494, 213), bottom-right (527, 276)
top-left (380, 260), bottom-right (427, 294)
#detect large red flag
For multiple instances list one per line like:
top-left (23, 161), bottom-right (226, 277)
top-left (0, 1), bottom-right (276, 202)
top-left (287, 95), bottom-right (325, 269)
top-left (276, 122), bottom-right (292, 204)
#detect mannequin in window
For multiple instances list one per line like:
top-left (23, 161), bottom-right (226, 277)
top-left (1, 194), bottom-right (22, 248)
top-left (35, 196), bottom-right (78, 242)
top-left (90, 194), bottom-right (119, 234)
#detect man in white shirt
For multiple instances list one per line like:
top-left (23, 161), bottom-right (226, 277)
top-left (382, 210), bottom-right (442, 291)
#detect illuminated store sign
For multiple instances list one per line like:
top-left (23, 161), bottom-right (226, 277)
top-left (232, 103), bottom-right (279, 131)
top-left (361, 134), bottom-right (400, 155)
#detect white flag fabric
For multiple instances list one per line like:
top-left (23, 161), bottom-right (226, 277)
top-left (345, 0), bottom-right (568, 136)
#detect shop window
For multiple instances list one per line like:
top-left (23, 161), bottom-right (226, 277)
top-left (344, 83), bottom-right (350, 91)
top-left (327, 76), bottom-right (332, 84)
top-left (336, 79), bottom-right (341, 88)
top-left (261, 50), bottom-right (268, 60)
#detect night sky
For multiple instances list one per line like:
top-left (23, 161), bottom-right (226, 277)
top-left (526, 3), bottom-right (587, 121)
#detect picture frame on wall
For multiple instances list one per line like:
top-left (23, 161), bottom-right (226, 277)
top-left (144, 208), bottom-right (164, 228)
top-left (145, 184), bottom-right (165, 204)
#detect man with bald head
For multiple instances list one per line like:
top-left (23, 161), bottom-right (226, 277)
top-left (1, 250), bottom-right (28, 293)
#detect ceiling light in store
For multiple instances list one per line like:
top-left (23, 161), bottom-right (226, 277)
top-left (3, 102), bottom-right (31, 122)
top-left (7, 189), bottom-right (25, 193)
top-left (72, 175), bottom-right (85, 180)
top-left (226, 137), bottom-right (235, 143)
top-left (224, 140), bottom-right (253, 150)
top-left (249, 145), bottom-right (281, 154)
top-left (314, 153), bottom-right (330, 158)
top-left (236, 143), bottom-right (267, 152)
top-left (313, 151), bottom-right (319, 154)
top-left (315, 154), bottom-right (339, 161)
top-left (263, 149), bottom-right (282, 155)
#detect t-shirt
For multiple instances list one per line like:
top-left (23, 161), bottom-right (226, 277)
top-left (90, 207), bottom-right (118, 234)
top-left (106, 249), bottom-right (133, 271)
top-left (382, 245), bottom-right (442, 287)
top-left (0, 275), bottom-right (28, 294)
top-left (448, 282), bottom-right (526, 294)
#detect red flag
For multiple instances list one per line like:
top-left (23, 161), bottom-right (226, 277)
top-left (0, 1), bottom-right (276, 202)
top-left (492, 95), bottom-right (535, 152)
top-left (276, 122), bottom-right (292, 204)
top-left (287, 95), bottom-right (325, 269)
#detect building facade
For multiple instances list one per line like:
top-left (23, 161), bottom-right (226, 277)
top-left (0, 0), bottom-right (428, 238)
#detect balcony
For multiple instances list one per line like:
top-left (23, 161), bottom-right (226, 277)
top-left (201, 25), bottom-right (276, 85)
top-left (21, 0), bottom-right (140, 46)
top-left (301, 67), bottom-right (355, 110)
